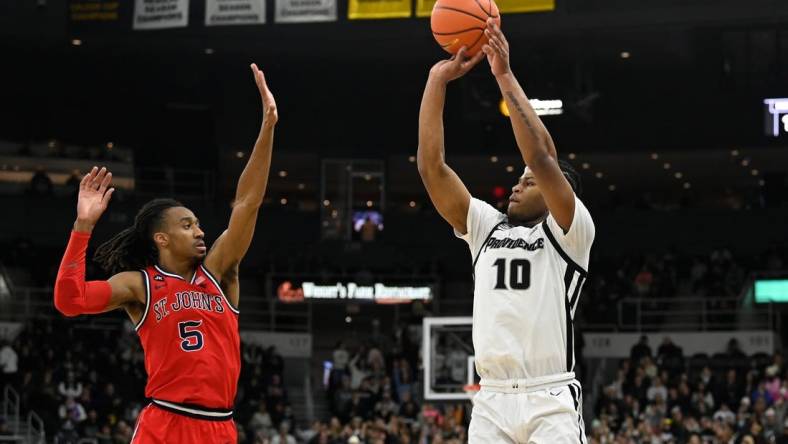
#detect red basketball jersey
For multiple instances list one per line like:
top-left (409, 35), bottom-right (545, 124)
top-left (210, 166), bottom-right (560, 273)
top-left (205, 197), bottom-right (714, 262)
top-left (135, 264), bottom-right (240, 411)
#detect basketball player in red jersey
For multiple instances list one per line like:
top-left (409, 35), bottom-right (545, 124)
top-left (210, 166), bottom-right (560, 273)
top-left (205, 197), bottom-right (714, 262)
top-left (53, 64), bottom-right (276, 443)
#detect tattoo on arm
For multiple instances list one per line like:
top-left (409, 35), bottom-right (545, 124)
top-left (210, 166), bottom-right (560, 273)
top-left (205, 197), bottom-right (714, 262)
top-left (505, 91), bottom-right (539, 137)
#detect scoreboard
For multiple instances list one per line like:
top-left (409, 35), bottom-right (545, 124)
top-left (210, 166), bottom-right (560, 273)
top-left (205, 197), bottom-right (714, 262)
top-left (764, 98), bottom-right (788, 137)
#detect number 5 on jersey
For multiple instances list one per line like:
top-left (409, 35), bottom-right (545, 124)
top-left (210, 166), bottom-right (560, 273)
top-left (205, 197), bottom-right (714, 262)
top-left (493, 258), bottom-right (531, 290)
top-left (178, 320), bottom-right (204, 352)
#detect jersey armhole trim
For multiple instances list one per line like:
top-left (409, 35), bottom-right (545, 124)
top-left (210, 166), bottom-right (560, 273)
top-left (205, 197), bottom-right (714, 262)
top-left (471, 221), bottom-right (506, 272)
top-left (541, 220), bottom-right (588, 276)
top-left (134, 269), bottom-right (151, 332)
top-left (200, 264), bottom-right (240, 315)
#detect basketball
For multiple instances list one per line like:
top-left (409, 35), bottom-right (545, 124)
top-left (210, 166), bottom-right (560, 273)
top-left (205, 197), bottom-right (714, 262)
top-left (431, 0), bottom-right (501, 56)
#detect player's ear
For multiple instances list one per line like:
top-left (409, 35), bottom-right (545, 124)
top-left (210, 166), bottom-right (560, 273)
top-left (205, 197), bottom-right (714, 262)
top-left (153, 232), bottom-right (169, 248)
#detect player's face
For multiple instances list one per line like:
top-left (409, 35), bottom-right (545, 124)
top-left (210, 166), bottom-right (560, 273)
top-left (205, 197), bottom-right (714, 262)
top-left (156, 207), bottom-right (207, 260)
top-left (507, 168), bottom-right (547, 224)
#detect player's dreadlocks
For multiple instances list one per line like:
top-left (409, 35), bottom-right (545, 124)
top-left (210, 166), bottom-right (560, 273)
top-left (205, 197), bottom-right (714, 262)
top-left (558, 159), bottom-right (582, 197)
top-left (94, 198), bottom-right (183, 275)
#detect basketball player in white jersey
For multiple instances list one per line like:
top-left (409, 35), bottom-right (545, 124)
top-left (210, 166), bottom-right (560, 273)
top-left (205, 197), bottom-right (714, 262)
top-left (417, 20), bottom-right (593, 443)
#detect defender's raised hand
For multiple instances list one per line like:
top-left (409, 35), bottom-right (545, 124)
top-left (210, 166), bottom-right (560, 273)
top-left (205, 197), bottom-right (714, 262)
top-left (428, 47), bottom-right (486, 84)
top-left (482, 19), bottom-right (511, 77)
top-left (251, 63), bottom-right (278, 127)
top-left (75, 166), bottom-right (114, 232)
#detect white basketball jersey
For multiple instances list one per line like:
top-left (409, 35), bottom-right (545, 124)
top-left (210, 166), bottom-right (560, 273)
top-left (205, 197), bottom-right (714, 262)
top-left (456, 196), bottom-right (595, 381)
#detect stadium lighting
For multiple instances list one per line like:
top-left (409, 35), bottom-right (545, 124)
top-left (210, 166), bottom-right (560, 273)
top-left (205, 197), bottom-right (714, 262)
top-left (500, 97), bottom-right (562, 116)
top-left (499, 98), bottom-right (510, 117)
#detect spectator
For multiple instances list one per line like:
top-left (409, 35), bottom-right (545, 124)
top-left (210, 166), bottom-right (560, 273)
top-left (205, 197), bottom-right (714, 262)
top-left (54, 420), bottom-right (80, 443)
top-left (248, 401), bottom-right (274, 437)
top-left (0, 339), bottom-right (18, 387)
top-left (58, 396), bottom-right (87, 424)
top-left (713, 403), bottom-right (736, 425)
top-left (647, 376), bottom-right (668, 403)
top-left (79, 409), bottom-right (101, 439)
top-left (333, 341), bottom-right (350, 373)
top-left (271, 423), bottom-right (297, 444)
top-left (657, 336), bottom-right (683, 362)
top-left (65, 169), bottom-right (82, 196)
top-left (28, 166), bottom-right (53, 196)
top-left (630, 335), bottom-right (652, 364)
top-left (266, 374), bottom-right (287, 411)
top-left (58, 371), bottom-right (83, 399)
top-left (348, 352), bottom-right (370, 390)
top-left (726, 338), bottom-right (747, 359)
top-left (361, 217), bottom-right (378, 242)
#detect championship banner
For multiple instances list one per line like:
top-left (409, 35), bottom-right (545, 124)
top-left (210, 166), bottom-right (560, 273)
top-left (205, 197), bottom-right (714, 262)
top-left (133, 0), bottom-right (189, 30)
top-left (206, 0), bottom-right (266, 26)
top-left (69, 0), bottom-right (121, 24)
top-left (348, 0), bottom-right (411, 19)
top-left (416, 0), bottom-right (553, 17)
top-left (275, 0), bottom-right (337, 23)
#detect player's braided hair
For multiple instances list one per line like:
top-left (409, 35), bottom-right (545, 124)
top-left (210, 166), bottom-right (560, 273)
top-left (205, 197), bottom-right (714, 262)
top-left (558, 159), bottom-right (582, 197)
top-left (94, 198), bottom-right (183, 275)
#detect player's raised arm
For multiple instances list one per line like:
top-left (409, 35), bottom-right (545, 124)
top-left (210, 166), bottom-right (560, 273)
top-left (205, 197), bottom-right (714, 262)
top-left (417, 48), bottom-right (484, 234)
top-left (54, 167), bottom-right (142, 317)
top-left (204, 64), bottom-right (277, 285)
top-left (482, 20), bottom-right (576, 232)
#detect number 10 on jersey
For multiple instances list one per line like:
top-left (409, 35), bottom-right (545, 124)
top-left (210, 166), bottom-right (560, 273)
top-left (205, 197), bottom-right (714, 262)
top-left (492, 258), bottom-right (531, 290)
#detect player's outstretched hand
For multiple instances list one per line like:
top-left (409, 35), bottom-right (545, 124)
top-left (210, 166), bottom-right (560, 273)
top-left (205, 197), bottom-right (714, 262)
top-left (75, 166), bottom-right (114, 232)
top-left (251, 63), bottom-right (278, 127)
top-left (428, 47), bottom-right (486, 84)
top-left (482, 18), bottom-right (511, 77)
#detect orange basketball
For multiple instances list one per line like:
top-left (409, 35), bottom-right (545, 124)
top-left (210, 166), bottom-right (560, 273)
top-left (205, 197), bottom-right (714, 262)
top-left (431, 0), bottom-right (501, 56)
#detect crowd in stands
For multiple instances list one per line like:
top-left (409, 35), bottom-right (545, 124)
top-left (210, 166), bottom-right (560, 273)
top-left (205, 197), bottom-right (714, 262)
top-left (0, 318), bottom-right (293, 444)
top-left (577, 245), bottom-right (787, 327)
top-left (592, 336), bottom-right (788, 444)
top-left (320, 327), bottom-right (470, 444)
top-left (0, 314), bottom-right (471, 444)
